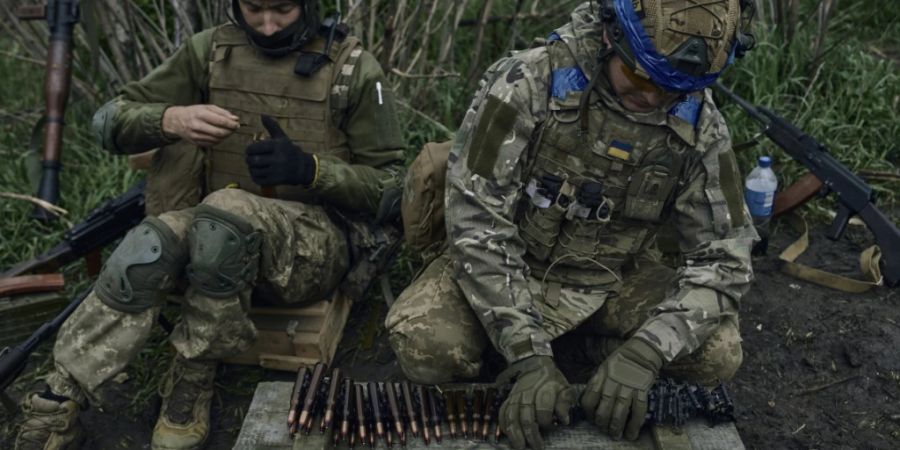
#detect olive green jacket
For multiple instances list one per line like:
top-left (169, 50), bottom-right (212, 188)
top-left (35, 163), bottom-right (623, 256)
top-left (92, 26), bottom-right (405, 216)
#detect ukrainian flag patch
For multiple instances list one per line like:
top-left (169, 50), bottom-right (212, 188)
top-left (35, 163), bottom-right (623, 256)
top-left (607, 140), bottom-right (633, 160)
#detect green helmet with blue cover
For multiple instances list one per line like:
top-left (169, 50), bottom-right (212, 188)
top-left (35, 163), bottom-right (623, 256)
top-left (599, 0), bottom-right (754, 92)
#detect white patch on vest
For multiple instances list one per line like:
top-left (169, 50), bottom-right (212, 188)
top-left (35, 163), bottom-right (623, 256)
top-left (376, 81), bottom-right (384, 105)
top-left (341, 64), bottom-right (355, 76)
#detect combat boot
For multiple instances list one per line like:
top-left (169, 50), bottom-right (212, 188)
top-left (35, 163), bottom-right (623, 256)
top-left (151, 356), bottom-right (217, 450)
top-left (15, 392), bottom-right (84, 450)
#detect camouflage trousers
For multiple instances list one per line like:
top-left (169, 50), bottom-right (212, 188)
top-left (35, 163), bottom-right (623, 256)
top-left (47, 188), bottom-right (350, 405)
top-left (386, 253), bottom-right (742, 387)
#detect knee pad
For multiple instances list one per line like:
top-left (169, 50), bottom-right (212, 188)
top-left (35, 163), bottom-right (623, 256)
top-left (96, 217), bottom-right (187, 313)
top-left (186, 204), bottom-right (262, 298)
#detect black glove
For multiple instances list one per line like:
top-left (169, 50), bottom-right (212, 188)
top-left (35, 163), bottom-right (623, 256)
top-left (497, 356), bottom-right (575, 450)
top-left (244, 115), bottom-right (317, 187)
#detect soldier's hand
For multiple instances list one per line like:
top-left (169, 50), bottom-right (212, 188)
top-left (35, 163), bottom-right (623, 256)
top-left (581, 338), bottom-right (663, 441)
top-left (244, 115), bottom-right (317, 187)
top-left (162, 104), bottom-right (240, 147)
top-left (497, 356), bottom-right (574, 450)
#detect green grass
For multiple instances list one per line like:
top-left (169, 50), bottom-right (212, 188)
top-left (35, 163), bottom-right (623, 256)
top-left (720, 0), bottom-right (899, 208)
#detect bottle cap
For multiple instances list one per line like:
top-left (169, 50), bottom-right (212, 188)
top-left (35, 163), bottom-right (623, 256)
top-left (758, 156), bottom-right (772, 168)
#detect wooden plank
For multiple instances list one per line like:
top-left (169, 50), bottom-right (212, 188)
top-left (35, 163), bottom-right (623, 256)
top-left (247, 301), bottom-right (329, 318)
top-left (258, 353), bottom-right (320, 372)
top-left (315, 292), bottom-right (352, 364)
top-left (249, 314), bottom-right (324, 333)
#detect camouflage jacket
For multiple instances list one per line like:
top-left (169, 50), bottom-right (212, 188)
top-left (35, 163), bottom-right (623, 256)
top-left (92, 25), bottom-right (405, 216)
top-left (446, 3), bottom-right (756, 364)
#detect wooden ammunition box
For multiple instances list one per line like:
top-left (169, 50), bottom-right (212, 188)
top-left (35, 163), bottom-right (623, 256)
top-left (0, 291), bottom-right (69, 348)
top-left (223, 291), bottom-right (352, 372)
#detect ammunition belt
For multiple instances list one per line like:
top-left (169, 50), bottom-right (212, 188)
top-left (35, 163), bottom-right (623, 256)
top-left (287, 363), bottom-right (736, 448)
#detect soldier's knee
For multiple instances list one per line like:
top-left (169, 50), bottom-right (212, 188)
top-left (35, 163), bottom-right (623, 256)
top-left (186, 204), bottom-right (262, 298)
top-left (668, 330), bottom-right (743, 385)
top-left (387, 318), bottom-right (483, 384)
top-left (386, 289), bottom-right (484, 384)
top-left (95, 217), bottom-right (187, 313)
top-left (711, 339), bottom-right (743, 381)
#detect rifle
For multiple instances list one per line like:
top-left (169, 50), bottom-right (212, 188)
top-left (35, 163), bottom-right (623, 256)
top-left (0, 288), bottom-right (89, 412)
top-left (2, 181), bottom-right (146, 278)
top-left (713, 82), bottom-right (900, 288)
top-left (16, 0), bottom-right (80, 222)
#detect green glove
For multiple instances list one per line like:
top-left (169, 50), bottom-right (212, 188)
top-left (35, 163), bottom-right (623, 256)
top-left (497, 356), bottom-right (575, 450)
top-left (581, 338), bottom-right (663, 441)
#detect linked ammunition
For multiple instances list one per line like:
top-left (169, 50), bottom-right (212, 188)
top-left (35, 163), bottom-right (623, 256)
top-left (321, 368), bottom-right (342, 433)
top-left (444, 389), bottom-right (457, 439)
top-left (401, 381), bottom-right (419, 439)
top-left (299, 362), bottom-right (327, 434)
top-left (386, 381), bottom-right (405, 446)
top-left (481, 387), bottom-right (497, 440)
top-left (415, 384), bottom-right (431, 445)
top-left (472, 388), bottom-right (484, 438)
top-left (379, 383), bottom-right (393, 448)
top-left (287, 366), bottom-right (310, 435)
top-left (455, 390), bottom-right (468, 439)
top-left (427, 387), bottom-right (442, 443)
top-left (354, 383), bottom-right (368, 447)
top-left (368, 382), bottom-right (384, 447)
top-left (339, 378), bottom-right (353, 446)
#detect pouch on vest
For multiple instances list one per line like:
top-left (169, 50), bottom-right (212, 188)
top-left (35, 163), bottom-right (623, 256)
top-left (520, 174), bottom-right (572, 262)
top-left (401, 141), bottom-right (452, 263)
top-left (623, 164), bottom-right (678, 222)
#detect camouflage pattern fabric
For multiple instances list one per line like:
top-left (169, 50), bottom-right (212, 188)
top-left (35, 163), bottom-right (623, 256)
top-left (48, 188), bottom-right (349, 405)
top-left (386, 254), bottom-right (741, 386)
top-left (389, 2), bottom-right (755, 382)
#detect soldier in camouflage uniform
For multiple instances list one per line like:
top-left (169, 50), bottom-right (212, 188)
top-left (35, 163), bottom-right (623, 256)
top-left (387, 0), bottom-right (756, 448)
top-left (15, 1), bottom-right (404, 449)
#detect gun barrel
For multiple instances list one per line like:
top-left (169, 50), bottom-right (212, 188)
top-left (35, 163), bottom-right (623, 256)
top-left (711, 82), bottom-right (768, 124)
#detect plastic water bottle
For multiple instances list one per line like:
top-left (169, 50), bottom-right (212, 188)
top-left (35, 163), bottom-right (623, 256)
top-left (744, 156), bottom-right (777, 255)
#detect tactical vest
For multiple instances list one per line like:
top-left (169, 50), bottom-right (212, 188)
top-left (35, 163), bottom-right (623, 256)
top-left (518, 40), bottom-right (702, 287)
top-left (205, 24), bottom-right (362, 202)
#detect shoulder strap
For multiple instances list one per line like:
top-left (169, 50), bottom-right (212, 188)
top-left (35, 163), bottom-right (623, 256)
top-left (779, 213), bottom-right (883, 292)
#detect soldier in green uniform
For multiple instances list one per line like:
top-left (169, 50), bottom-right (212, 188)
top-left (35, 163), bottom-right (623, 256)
top-left (15, 1), bottom-right (404, 449)
top-left (387, 1), bottom-right (756, 448)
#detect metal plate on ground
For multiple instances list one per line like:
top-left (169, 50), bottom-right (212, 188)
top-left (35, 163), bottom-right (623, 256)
top-left (234, 382), bottom-right (744, 450)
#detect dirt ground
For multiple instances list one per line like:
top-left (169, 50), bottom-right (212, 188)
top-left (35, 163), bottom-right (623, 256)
top-left (1, 219), bottom-right (898, 450)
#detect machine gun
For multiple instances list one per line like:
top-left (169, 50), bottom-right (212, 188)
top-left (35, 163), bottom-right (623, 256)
top-left (1, 181), bottom-right (146, 280)
top-left (713, 82), bottom-right (900, 288)
top-left (16, 0), bottom-right (81, 222)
